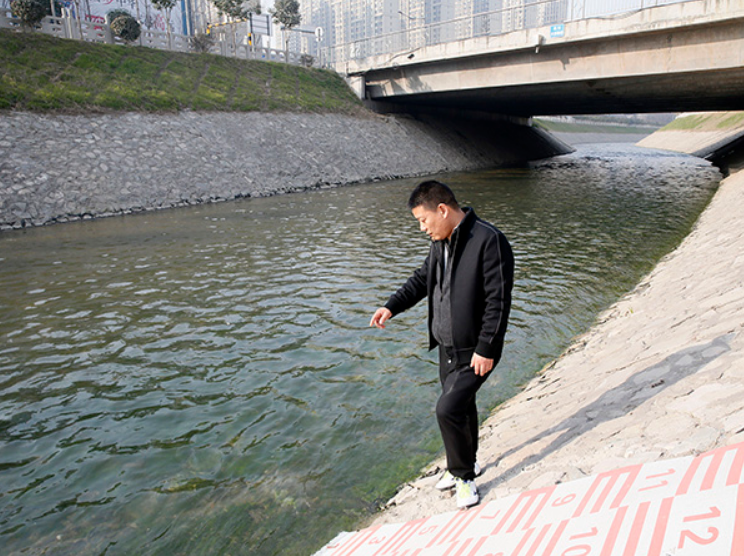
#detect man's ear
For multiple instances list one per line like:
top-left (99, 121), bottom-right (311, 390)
top-left (437, 203), bottom-right (448, 218)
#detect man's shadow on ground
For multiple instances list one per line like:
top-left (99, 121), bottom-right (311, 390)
top-left (480, 332), bottom-right (734, 494)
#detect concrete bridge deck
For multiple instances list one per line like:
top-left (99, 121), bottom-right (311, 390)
top-left (345, 0), bottom-right (744, 116)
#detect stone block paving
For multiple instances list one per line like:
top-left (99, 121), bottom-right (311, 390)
top-left (0, 111), bottom-right (531, 230)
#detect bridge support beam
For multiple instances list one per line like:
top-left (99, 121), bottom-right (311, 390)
top-left (353, 0), bottom-right (744, 116)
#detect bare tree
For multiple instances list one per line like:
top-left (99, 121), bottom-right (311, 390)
top-left (271, 0), bottom-right (300, 51)
top-left (150, 0), bottom-right (176, 47)
top-left (211, 0), bottom-right (260, 20)
top-left (209, 0), bottom-right (261, 54)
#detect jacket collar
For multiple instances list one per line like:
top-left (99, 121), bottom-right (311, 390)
top-left (450, 207), bottom-right (475, 244)
top-left (439, 207), bottom-right (476, 254)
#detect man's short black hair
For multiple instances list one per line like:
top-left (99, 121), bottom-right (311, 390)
top-left (407, 180), bottom-right (459, 211)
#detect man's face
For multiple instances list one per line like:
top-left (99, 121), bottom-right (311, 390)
top-left (412, 204), bottom-right (451, 241)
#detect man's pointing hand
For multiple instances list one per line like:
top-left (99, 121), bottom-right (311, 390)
top-left (370, 307), bottom-right (393, 329)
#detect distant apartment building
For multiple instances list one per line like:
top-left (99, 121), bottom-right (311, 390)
top-left (298, 0), bottom-right (568, 65)
top-left (295, 0), bottom-right (403, 61)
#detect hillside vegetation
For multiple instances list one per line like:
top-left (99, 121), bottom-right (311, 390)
top-left (0, 29), bottom-right (364, 114)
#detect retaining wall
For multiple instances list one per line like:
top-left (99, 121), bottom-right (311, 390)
top-left (0, 110), bottom-right (570, 231)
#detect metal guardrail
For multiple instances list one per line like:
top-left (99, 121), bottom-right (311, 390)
top-left (0, 10), bottom-right (308, 66)
top-left (322, 0), bottom-right (696, 67)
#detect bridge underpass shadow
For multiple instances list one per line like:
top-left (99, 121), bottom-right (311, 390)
top-left (479, 332), bottom-right (733, 495)
top-left (367, 105), bottom-right (574, 166)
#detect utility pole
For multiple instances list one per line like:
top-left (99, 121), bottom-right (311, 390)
top-left (281, 25), bottom-right (324, 64)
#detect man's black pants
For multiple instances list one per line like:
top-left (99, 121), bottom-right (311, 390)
top-left (436, 345), bottom-right (500, 481)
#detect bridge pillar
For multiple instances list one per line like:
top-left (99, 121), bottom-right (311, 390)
top-left (344, 75), bottom-right (366, 101)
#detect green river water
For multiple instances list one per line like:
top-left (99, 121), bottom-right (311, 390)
top-left (0, 144), bottom-right (721, 554)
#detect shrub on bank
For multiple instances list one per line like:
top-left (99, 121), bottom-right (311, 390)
top-left (190, 33), bottom-right (215, 53)
top-left (105, 9), bottom-right (132, 24)
top-left (10, 0), bottom-right (46, 28)
top-left (110, 15), bottom-right (141, 43)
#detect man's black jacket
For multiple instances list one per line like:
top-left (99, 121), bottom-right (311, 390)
top-left (384, 208), bottom-right (514, 362)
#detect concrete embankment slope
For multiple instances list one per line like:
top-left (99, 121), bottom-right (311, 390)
top-left (371, 166), bottom-right (744, 525)
top-left (0, 110), bottom-right (568, 231)
top-left (638, 111), bottom-right (744, 171)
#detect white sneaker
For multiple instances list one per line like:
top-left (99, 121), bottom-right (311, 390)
top-left (435, 462), bottom-right (482, 490)
top-left (455, 478), bottom-right (479, 508)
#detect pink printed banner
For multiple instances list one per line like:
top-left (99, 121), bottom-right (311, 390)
top-left (316, 441), bottom-right (744, 556)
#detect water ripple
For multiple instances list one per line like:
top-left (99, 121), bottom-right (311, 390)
top-left (0, 145), bottom-right (720, 555)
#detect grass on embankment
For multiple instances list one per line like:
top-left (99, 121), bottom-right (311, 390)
top-left (534, 118), bottom-right (656, 135)
top-left (658, 112), bottom-right (744, 132)
top-left (0, 29), bottom-right (364, 114)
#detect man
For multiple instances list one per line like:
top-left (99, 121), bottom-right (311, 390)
top-left (370, 180), bottom-right (514, 509)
